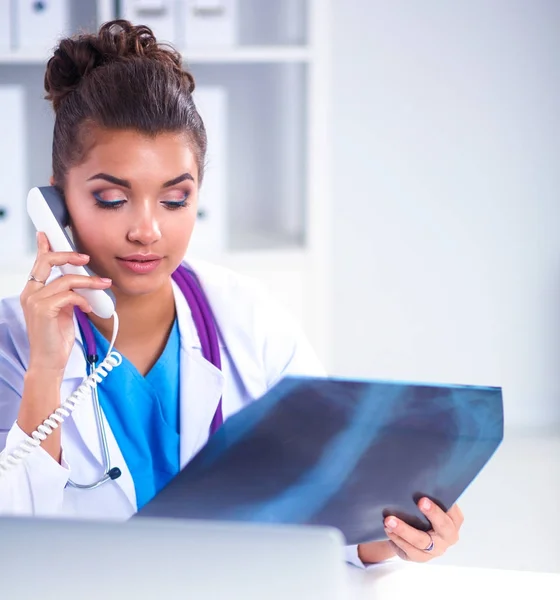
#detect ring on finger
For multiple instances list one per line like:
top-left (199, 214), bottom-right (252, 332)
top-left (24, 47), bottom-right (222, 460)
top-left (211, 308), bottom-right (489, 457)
top-left (28, 274), bottom-right (46, 285)
top-left (424, 533), bottom-right (435, 552)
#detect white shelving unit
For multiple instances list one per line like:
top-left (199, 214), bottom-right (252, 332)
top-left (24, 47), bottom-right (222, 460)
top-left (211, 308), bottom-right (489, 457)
top-left (0, 46), bottom-right (312, 64)
top-left (0, 0), bottom-right (333, 367)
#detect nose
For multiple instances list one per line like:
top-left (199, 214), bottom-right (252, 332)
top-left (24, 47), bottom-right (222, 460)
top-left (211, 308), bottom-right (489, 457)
top-left (126, 203), bottom-right (162, 245)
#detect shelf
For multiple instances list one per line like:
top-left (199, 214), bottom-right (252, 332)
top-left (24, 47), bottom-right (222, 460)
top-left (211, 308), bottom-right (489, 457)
top-left (0, 46), bottom-right (312, 66)
top-left (185, 46), bottom-right (312, 64)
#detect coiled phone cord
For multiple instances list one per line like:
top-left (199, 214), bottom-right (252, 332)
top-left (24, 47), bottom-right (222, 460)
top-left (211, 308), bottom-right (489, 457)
top-left (0, 313), bottom-right (122, 477)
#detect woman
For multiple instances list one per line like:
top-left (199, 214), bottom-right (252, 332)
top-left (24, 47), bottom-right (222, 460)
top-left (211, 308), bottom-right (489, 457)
top-left (0, 20), bottom-right (462, 567)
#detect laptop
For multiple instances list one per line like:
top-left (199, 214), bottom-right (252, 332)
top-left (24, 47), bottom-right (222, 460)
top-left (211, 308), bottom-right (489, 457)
top-left (0, 516), bottom-right (349, 600)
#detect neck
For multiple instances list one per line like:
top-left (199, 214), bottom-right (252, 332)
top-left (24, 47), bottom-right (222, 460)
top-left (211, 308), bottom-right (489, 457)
top-left (89, 280), bottom-right (176, 346)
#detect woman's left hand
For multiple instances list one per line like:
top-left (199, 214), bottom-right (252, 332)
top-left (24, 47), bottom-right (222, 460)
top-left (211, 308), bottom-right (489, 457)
top-left (383, 498), bottom-right (464, 562)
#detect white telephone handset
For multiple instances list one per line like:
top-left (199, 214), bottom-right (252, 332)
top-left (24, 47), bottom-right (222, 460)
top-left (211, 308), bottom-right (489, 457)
top-left (0, 187), bottom-right (122, 478)
top-left (27, 186), bottom-right (116, 319)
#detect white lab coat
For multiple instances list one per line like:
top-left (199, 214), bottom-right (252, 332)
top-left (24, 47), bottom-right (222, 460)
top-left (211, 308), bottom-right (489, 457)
top-left (0, 260), bottom-right (365, 567)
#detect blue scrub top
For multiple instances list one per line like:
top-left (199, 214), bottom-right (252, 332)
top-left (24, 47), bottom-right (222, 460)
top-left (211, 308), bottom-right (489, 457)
top-left (89, 320), bottom-right (181, 510)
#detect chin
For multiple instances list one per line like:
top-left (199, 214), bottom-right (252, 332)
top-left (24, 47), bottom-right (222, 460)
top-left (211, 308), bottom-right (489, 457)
top-left (111, 271), bottom-right (173, 298)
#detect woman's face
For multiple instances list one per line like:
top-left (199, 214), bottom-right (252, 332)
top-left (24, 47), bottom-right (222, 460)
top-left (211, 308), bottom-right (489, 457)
top-left (63, 128), bottom-right (199, 298)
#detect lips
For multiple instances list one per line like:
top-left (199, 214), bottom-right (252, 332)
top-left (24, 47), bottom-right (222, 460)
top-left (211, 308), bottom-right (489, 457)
top-left (118, 254), bottom-right (163, 262)
top-left (116, 255), bottom-right (163, 274)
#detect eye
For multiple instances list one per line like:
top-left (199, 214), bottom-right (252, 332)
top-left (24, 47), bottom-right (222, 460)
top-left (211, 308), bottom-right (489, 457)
top-left (93, 191), bottom-right (127, 210)
top-left (161, 191), bottom-right (191, 210)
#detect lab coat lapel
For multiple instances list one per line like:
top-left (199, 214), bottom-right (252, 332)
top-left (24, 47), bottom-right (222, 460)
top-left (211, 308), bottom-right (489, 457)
top-left (172, 281), bottom-right (224, 467)
top-left (64, 316), bottom-right (136, 511)
top-left (63, 326), bottom-right (103, 466)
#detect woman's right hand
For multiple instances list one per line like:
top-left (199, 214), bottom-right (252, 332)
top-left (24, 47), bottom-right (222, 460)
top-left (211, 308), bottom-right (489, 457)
top-left (20, 232), bottom-right (113, 375)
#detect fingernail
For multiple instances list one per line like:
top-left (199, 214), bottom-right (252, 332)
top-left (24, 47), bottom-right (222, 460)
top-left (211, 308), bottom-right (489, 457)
top-left (79, 253), bottom-right (89, 259)
top-left (100, 278), bottom-right (112, 283)
top-left (421, 498), bottom-right (432, 511)
top-left (386, 518), bottom-right (398, 530)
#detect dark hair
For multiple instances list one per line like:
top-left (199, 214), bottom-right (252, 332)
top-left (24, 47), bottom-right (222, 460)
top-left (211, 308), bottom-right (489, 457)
top-left (44, 19), bottom-right (207, 187)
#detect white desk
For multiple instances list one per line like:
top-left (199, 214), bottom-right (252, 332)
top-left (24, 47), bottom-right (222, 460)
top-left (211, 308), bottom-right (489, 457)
top-left (345, 562), bottom-right (560, 599)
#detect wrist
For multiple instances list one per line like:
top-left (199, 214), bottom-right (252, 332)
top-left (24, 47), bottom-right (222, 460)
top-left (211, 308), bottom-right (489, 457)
top-left (25, 366), bottom-right (65, 386)
top-left (357, 540), bottom-right (396, 565)
top-left (19, 368), bottom-right (64, 463)
top-left (19, 367), bottom-right (64, 427)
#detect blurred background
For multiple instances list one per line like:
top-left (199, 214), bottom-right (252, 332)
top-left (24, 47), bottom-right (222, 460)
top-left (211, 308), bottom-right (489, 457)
top-left (0, 0), bottom-right (558, 574)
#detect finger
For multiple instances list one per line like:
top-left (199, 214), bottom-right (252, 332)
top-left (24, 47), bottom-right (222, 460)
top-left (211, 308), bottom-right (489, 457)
top-left (35, 274), bottom-right (112, 299)
top-left (28, 233), bottom-right (90, 287)
top-left (25, 232), bottom-right (53, 287)
top-left (387, 539), bottom-right (410, 562)
top-left (447, 504), bottom-right (464, 530)
top-left (29, 251), bottom-right (89, 287)
top-left (385, 530), bottom-right (434, 563)
top-left (417, 498), bottom-right (458, 545)
top-left (42, 290), bottom-right (93, 316)
top-left (34, 250), bottom-right (90, 276)
top-left (384, 515), bottom-right (434, 552)
top-left (36, 230), bottom-right (49, 251)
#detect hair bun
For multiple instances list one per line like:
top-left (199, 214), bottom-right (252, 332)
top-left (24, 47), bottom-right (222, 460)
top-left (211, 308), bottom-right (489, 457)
top-left (45, 20), bottom-right (193, 112)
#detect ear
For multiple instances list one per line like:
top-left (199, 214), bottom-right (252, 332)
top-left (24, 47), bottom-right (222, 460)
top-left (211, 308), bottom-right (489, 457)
top-left (49, 176), bottom-right (55, 186)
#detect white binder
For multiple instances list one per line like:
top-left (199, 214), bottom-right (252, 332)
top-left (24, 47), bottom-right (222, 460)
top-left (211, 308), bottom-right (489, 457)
top-left (14, 0), bottom-right (70, 57)
top-left (0, 86), bottom-right (28, 265)
top-left (183, 0), bottom-right (238, 48)
top-left (0, 0), bottom-right (11, 53)
top-left (187, 86), bottom-right (228, 258)
top-left (120, 0), bottom-right (179, 45)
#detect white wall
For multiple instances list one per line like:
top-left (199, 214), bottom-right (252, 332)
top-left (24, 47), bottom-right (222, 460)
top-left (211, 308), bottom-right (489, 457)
top-left (330, 0), bottom-right (560, 431)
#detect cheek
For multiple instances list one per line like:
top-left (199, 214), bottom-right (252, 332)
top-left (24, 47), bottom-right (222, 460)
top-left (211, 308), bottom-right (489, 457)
top-left (168, 210), bottom-right (197, 251)
top-left (69, 210), bottom-right (121, 260)
top-left (79, 228), bottom-right (111, 255)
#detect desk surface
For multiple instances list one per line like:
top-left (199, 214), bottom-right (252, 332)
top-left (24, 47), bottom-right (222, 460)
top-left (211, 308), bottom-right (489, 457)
top-left (345, 562), bottom-right (560, 599)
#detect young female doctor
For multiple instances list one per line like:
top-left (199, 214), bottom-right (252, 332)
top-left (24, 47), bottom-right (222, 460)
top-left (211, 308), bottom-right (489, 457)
top-left (0, 20), bottom-right (463, 567)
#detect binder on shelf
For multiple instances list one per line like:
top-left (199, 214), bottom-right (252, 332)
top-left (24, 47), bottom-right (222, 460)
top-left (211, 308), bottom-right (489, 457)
top-left (183, 0), bottom-right (238, 48)
top-left (13, 0), bottom-right (70, 57)
top-left (0, 86), bottom-right (28, 265)
top-left (187, 86), bottom-right (228, 258)
top-left (0, 0), bottom-right (11, 53)
top-left (120, 0), bottom-right (178, 45)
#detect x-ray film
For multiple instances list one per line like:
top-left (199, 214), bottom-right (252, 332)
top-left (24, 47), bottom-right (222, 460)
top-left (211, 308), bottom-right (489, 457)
top-left (137, 376), bottom-right (503, 545)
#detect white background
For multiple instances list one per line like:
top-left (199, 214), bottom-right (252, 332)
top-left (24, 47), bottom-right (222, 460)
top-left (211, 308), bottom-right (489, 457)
top-left (329, 0), bottom-right (560, 433)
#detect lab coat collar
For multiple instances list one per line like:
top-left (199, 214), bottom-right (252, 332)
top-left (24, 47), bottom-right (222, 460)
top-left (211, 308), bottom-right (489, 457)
top-left (63, 278), bottom-right (224, 510)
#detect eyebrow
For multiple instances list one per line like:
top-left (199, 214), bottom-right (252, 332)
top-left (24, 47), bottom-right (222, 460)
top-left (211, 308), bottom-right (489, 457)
top-left (87, 172), bottom-right (195, 188)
